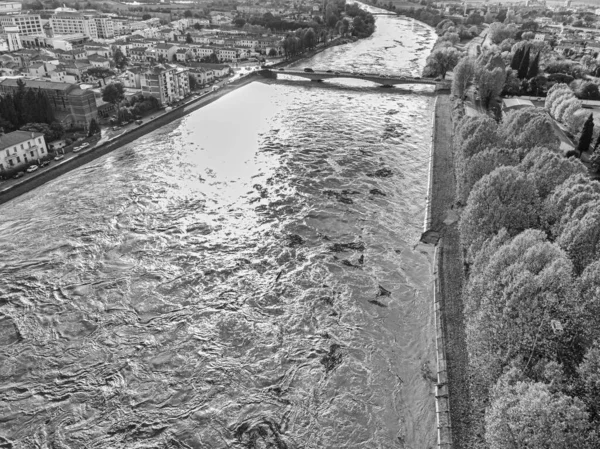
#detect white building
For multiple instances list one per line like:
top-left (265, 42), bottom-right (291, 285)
top-left (94, 17), bottom-right (114, 39)
top-left (0, 25), bottom-right (21, 51)
top-left (50, 12), bottom-right (98, 40)
top-left (0, 131), bottom-right (49, 174)
top-left (0, 1), bottom-right (21, 15)
top-left (0, 14), bottom-right (43, 36)
top-left (141, 64), bottom-right (190, 105)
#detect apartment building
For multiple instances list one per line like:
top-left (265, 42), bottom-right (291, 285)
top-left (0, 25), bottom-right (21, 51)
top-left (0, 14), bottom-right (43, 36)
top-left (94, 17), bottom-right (114, 39)
top-left (0, 131), bottom-right (48, 174)
top-left (50, 13), bottom-right (98, 40)
top-left (141, 64), bottom-right (190, 105)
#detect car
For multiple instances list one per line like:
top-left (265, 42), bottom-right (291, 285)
top-left (135, 120), bottom-right (143, 125)
top-left (26, 165), bottom-right (39, 173)
top-left (40, 160), bottom-right (51, 167)
top-left (278, 68), bottom-right (285, 71)
top-left (54, 154), bottom-right (64, 161)
top-left (303, 68), bottom-right (314, 72)
top-left (112, 126), bottom-right (121, 131)
top-left (73, 146), bottom-right (82, 153)
top-left (326, 70), bottom-right (333, 73)
top-left (414, 76), bottom-right (421, 80)
top-left (80, 142), bottom-right (89, 148)
top-left (13, 171), bottom-right (24, 179)
top-left (536, 97), bottom-right (542, 101)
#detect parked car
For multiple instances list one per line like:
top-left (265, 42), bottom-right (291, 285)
top-left (13, 171), bottom-right (24, 179)
top-left (40, 160), bottom-right (51, 167)
top-left (326, 70), bottom-right (333, 73)
top-left (135, 120), bottom-right (143, 125)
top-left (26, 165), bottom-right (39, 173)
top-left (80, 143), bottom-right (89, 148)
top-left (304, 68), bottom-right (314, 72)
top-left (54, 154), bottom-right (65, 161)
top-left (73, 146), bottom-right (83, 153)
top-left (278, 68), bottom-right (285, 71)
top-left (112, 126), bottom-right (121, 131)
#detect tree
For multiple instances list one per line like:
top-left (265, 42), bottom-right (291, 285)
top-left (184, 10), bottom-right (192, 18)
top-left (87, 118), bottom-right (100, 137)
top-left (233, 18), bottom-right (246, 28)
top-left (477, 66), bottom-right (505, 110)
top-left (425, 47), bottom-right (460, 79)
top-left (20, 122), bottom-right (63, 143)
top-left (517, 46), bottom-right (530, 79)
top-left (498, 108), bottom-right (560, 157)
top-left (188, 73), bottom-right (197, 90)
top-left (511, 47), bottom-right (524, 70)
top-left (186, 32), bottom-right (193, 44)
top-left (558, 207), bottom-right (600, 275)
top-left (193, 23), bottom-right (202, 31)
top-left (102, 83), bottom-right (125, 122)
top-left (452, 57), bottom-right (475, 99)
top-left (577, 113), bottom-right (594, 154)
top-left (142, 13), bottom-right (151, 21)
top-left (486, 374), bottom-right (595, 449)
top-left (520, 146), bottom-right (586, 199)
top-left (460, 166), bottom-right (541, 255)
top-left (528, 51), bottom-right (540, 78)
top-left (268, 48), bottom-right (278, 57)
top-left (113, 48), bottom-right (127, 70)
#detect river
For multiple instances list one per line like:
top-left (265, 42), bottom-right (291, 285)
top-left (0, 8), bottom-right (437, 449)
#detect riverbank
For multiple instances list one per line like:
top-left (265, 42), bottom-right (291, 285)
top-left (429, 94), bottom-right (470, 449)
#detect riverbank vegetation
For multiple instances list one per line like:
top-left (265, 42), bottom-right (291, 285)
top-left (450, 91), bottom-right (600, 447)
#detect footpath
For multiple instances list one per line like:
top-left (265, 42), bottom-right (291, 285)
top-left (429, 94), bottom-right (471, 449)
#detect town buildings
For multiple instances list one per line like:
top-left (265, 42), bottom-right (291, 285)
top-left (141, 63), bottom-right (190, 105)
top-left (0, 130), bottom-right (48, 173)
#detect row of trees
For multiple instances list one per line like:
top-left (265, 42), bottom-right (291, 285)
top-left (451, 101), bottom-right (600, 448)
top-left (0, 80), bottom-right (54, 131)
top-left (545, 83), bottom-right (590, 137)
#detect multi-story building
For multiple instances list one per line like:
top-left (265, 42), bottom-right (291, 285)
top-left (141, 64), bottom-right (190, 105)
top-left (155, 43), bottom-right (178, 62)
top-left (216, 47), bottom-right (237, 61)
top-left (0, 79), bottom-right (97, 128)
top-left (0, 131), bottom-right (48, 174)
top-left (0, 14), bottom-right (43, 36)
top-left (0, 25), bottom-right (21, 51)
top-left (50, 13), bottom-right (98, 40)
top-left (94, 17), bottom-right (114, 39)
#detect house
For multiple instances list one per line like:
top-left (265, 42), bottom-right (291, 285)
top-left (50, 65), bottom-right (78, 83)
top-left (216, 47), bottom-right (237, 62)
top-left (88, 54), bottom-right (111, 68)
top-left (155, 43), bottom-right (178, 62)
top-left (28, 61), bottom-right (46, 77)
top-left (175, 48), bottom-right (190, 62)
top-left (0, 131), bottom-right (49, 174)
top-left (189, 62), bottom-right (231, 78)
top-left (122, 67), bottom-right (142, 89)
top-left (129, 46), bottom-right (148, 63)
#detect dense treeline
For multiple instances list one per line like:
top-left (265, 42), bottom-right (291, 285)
top-left (0, 80), bottom-right (55, 132)
top-left (452, 100), bottom-right (600, 448)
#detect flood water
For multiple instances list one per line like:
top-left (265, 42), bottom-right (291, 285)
top-left (0, 8), bottom-right (438, 449)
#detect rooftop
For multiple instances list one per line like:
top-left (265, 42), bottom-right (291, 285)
top-left (0, 130), bottom-right (44, 150)
top-left (0, 78), bottom-right (74, 91)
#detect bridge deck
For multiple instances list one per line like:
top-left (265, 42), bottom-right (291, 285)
top-left (262, 69), bottom-right (441, 87)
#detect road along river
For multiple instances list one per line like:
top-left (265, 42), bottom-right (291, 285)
top-left (0, 8), bottom-right (438, 449)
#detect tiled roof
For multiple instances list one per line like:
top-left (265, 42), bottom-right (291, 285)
top-left (0, 130), bottom-right (44, 150)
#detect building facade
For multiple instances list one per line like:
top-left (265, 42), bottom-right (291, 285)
top-left (141, 64), bottom-right (190, 105)
top-left (0, 131), bottom-right (48, 174)
top-left (50, 13), bottom-right (98, 40)
top-left (0, 14), bottom-right (43, 36)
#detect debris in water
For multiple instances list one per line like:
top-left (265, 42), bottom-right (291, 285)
top-left (320, 343), bottom-right (343, 373)
top-left (369, 188), bottom-right (386, 196)
top-left (286, 234), bottom-right (304, 247)
top-left (328, 242), bottom-right (366, 252)
top-left (377, 285), bottom-right (392, 297)
top-left (358, 254), bottom-right (364, 265)
top-left (367, 168), bottom-right (393, 178)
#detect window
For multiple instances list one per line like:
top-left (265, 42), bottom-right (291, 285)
top-left (16, 156), bottom-right (20, 163)
top-left (5, 149), bottom-right (8, 156)
top-left (30, 151), bottom-right (34, 157)
top-left (9, 160), bottom-right (13, 166)
top-left (20, 144), bottom-right (23, 149)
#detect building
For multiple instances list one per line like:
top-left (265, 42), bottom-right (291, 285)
top-left (50, 12), bottom-right (99, 40)
top-left (140, 64), bottom-right (190, 105)
top-left (0, 25), bottom-right (21, 51)
top-left (155, 43), bottom-right (178, 62)
top-left (0, 1), bottom-right (21, 15)
top-left (88, 54), bottom-right (110, 68)
top-left (188, 62), bottom-right (230, 78)
top-left (0, 14), bottom-right (43, 36)
top-left (0, 131), bottom-right (48, 174)
top-left (0, 79), bottom-right (97, 128)
top-left (94, 17), bottom-right (114, 39)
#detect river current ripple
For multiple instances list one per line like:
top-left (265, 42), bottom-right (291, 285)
top-left (0, 11), bottom-right (437, 449)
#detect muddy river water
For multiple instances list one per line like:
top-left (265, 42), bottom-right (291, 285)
top-left (0, 6), bottom-right (438, 448)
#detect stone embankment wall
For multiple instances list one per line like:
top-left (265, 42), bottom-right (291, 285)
top-left (424, 94), bottom-right (469, 449)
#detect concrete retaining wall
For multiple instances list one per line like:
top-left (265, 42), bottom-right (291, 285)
top-left (423, 96), bottom-right (439, 233)
top-left (433, 244), bottom-right (453, 449)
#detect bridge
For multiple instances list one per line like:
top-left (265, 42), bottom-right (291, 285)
top-left (258, 69), bottom-right (450, 91)
top-left (371, 12), bottom-right (398, 15)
